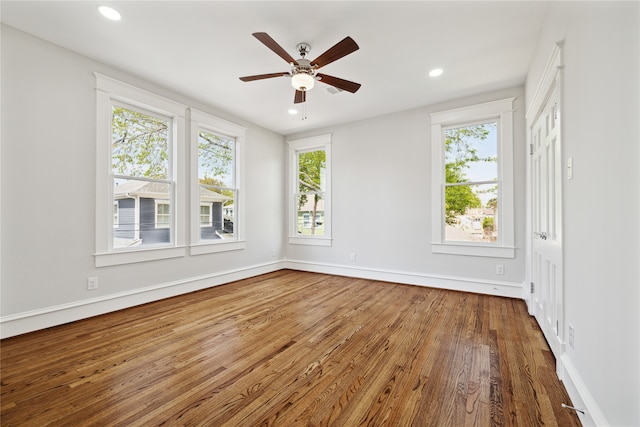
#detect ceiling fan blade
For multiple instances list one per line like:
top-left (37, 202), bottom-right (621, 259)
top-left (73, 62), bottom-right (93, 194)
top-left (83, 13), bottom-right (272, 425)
top-left (311, 37), bottom-right (359, 68)
top-left (239, 72), bottom-right (289, 82)
top-left (316, 74), bottom-right (361, 93)
top-left (252, 32), bottom-right (297, 64)
top-left (294, 90), bottom-right (306, 104)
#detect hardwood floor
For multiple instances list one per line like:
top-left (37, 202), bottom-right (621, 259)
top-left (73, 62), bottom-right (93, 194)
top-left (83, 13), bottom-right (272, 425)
top-left (1, 270), bottom-right (581, 426)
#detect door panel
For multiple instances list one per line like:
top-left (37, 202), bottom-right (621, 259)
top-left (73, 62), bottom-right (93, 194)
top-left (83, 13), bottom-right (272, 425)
top-left (531, 83), bottom-right (564, 358)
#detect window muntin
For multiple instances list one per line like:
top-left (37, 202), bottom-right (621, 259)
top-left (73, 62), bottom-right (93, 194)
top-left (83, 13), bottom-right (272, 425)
top-left (430, 98), bottom-right (515, 258)
top-left (443, 121), bottom-right (499, 243)
top-left (288, 134), bottom-right (332, 246)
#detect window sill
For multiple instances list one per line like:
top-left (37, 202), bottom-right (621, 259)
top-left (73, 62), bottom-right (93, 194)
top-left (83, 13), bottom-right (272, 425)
top-left (189, 240), bottom-right (246, 256)
top-left (95, 246), bottom-right (186, 267)
top-left (431, 242), bottom-right (515, 258)
top-left (288, 236), bottom-right (332, 247)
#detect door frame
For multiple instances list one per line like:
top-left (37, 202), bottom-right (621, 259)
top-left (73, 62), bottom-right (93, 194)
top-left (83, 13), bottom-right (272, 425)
top-left (525, 41), bottom-right (565, 370)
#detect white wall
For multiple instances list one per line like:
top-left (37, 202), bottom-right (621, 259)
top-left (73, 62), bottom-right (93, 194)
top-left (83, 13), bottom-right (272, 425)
top-left (0, 25), bottom-right (286, 336)
top-left (526, 2), bottom-right (639, 426)
top-left (285, 86), bottom-right (528, 297)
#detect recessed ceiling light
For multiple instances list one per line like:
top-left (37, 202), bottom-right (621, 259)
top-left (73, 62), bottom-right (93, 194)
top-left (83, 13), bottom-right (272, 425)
top-left (429, 68), bottom-right (444, 77)
top-left (98, 5), bottom-right (121, 21)
top-left (288, 108), bottom-right (298, 115)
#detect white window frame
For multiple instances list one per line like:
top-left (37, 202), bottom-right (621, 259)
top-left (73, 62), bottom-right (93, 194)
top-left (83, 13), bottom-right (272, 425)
top-left (189, 108), bottom-right (246, 255)
top-left (95, 73), bottom-right (186, 267)
top-left (287, 134), bottom-right (332, 246)
top-left (430, 98), bottom-right (515, 258)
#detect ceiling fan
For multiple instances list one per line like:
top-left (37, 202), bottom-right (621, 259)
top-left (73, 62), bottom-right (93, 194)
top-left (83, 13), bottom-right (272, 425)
top-left (239, 32), bottom-right (361, 104)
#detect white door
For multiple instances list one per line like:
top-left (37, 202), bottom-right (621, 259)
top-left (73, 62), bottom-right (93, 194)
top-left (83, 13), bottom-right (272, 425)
top-left (531, 83), bottom-right (564, 359)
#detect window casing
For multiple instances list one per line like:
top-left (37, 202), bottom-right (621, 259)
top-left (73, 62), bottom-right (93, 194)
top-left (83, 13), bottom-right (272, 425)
top-left (430, 98), bottom-right (515, 258)
top-left (95, 74), bottom-right (186, 267)
top-left (288, 134), bottom-right (332, 246)
top-left (189, 108), bottom-right (245, 255)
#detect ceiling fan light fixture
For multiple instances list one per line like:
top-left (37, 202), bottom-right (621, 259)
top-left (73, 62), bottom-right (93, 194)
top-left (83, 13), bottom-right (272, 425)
top-left (291, 72), bottom-right (315, 91)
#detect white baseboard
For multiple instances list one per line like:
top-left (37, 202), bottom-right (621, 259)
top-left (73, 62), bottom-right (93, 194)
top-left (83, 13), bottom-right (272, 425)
top-left (1, 259), bottom-right (523, 339)
top-left (558, 354), bottom-right (608, 427)
top-left (284, 259), bottom-right (523, 298)
top-left (0, 261), bottom-right (285, 339)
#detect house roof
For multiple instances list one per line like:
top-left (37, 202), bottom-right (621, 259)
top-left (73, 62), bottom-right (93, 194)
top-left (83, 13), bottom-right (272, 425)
top-left (114, 180), bottom-right (230, 202)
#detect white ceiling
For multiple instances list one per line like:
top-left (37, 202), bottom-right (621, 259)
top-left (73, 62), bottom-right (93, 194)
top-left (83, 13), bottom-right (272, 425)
top-left (1, 1), bottom-right (549, 135)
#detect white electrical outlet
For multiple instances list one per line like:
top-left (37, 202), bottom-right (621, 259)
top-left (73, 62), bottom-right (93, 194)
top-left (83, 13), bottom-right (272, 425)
top-left (496, 264), bottom-right (504, 275)
top-left (568, 324), bottom-right (575, 349)
top-left (350, 252), bottom-right (356, 261)
top-left (87, 277), bottom-right (98, 290)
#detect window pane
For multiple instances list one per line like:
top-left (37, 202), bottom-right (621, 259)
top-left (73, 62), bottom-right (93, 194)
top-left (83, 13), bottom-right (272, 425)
top-left (198, 131), bottom-right (234, 188)
top-left (445, 122), bottom-right (497, 184)
top-left (199, 185), bottom-right (235, 241)
top-left (297, 193), bottom-right (325, 236)
top-left (445, 183), bottom-right (498, 242)
top-left (112, 177), bottom-right (172, 248)
top-left (298, 150), bottom-right (326, 192)
top-left (111, 106), bottom-right (169, 179)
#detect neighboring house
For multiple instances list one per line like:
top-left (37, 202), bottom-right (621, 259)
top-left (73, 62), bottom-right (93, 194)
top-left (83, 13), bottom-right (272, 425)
top-left (113, 181), bottom-right (231, 247)
top-left (450, 207), bottom-right (497, 242)
top-left (297, 196), bottom-right (324, 234)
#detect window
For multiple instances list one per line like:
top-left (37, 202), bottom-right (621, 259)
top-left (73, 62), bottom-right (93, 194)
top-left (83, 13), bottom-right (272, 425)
top-left (155, 201), bottom-right (170, 228)
top-left (430, 98), bottom-right (515, 258)
top-left (288, 134), bottom-right (332, 246)
top-left (190, 108), bottom-right (245, 255)
top-left (95, 74), bottom-right (186, 267)
top-left (200, 204), bottom-right (212, 227)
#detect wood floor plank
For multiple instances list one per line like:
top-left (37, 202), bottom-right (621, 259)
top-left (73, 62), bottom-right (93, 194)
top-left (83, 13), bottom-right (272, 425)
top-left (1, 270), bottom-right (582, 426)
